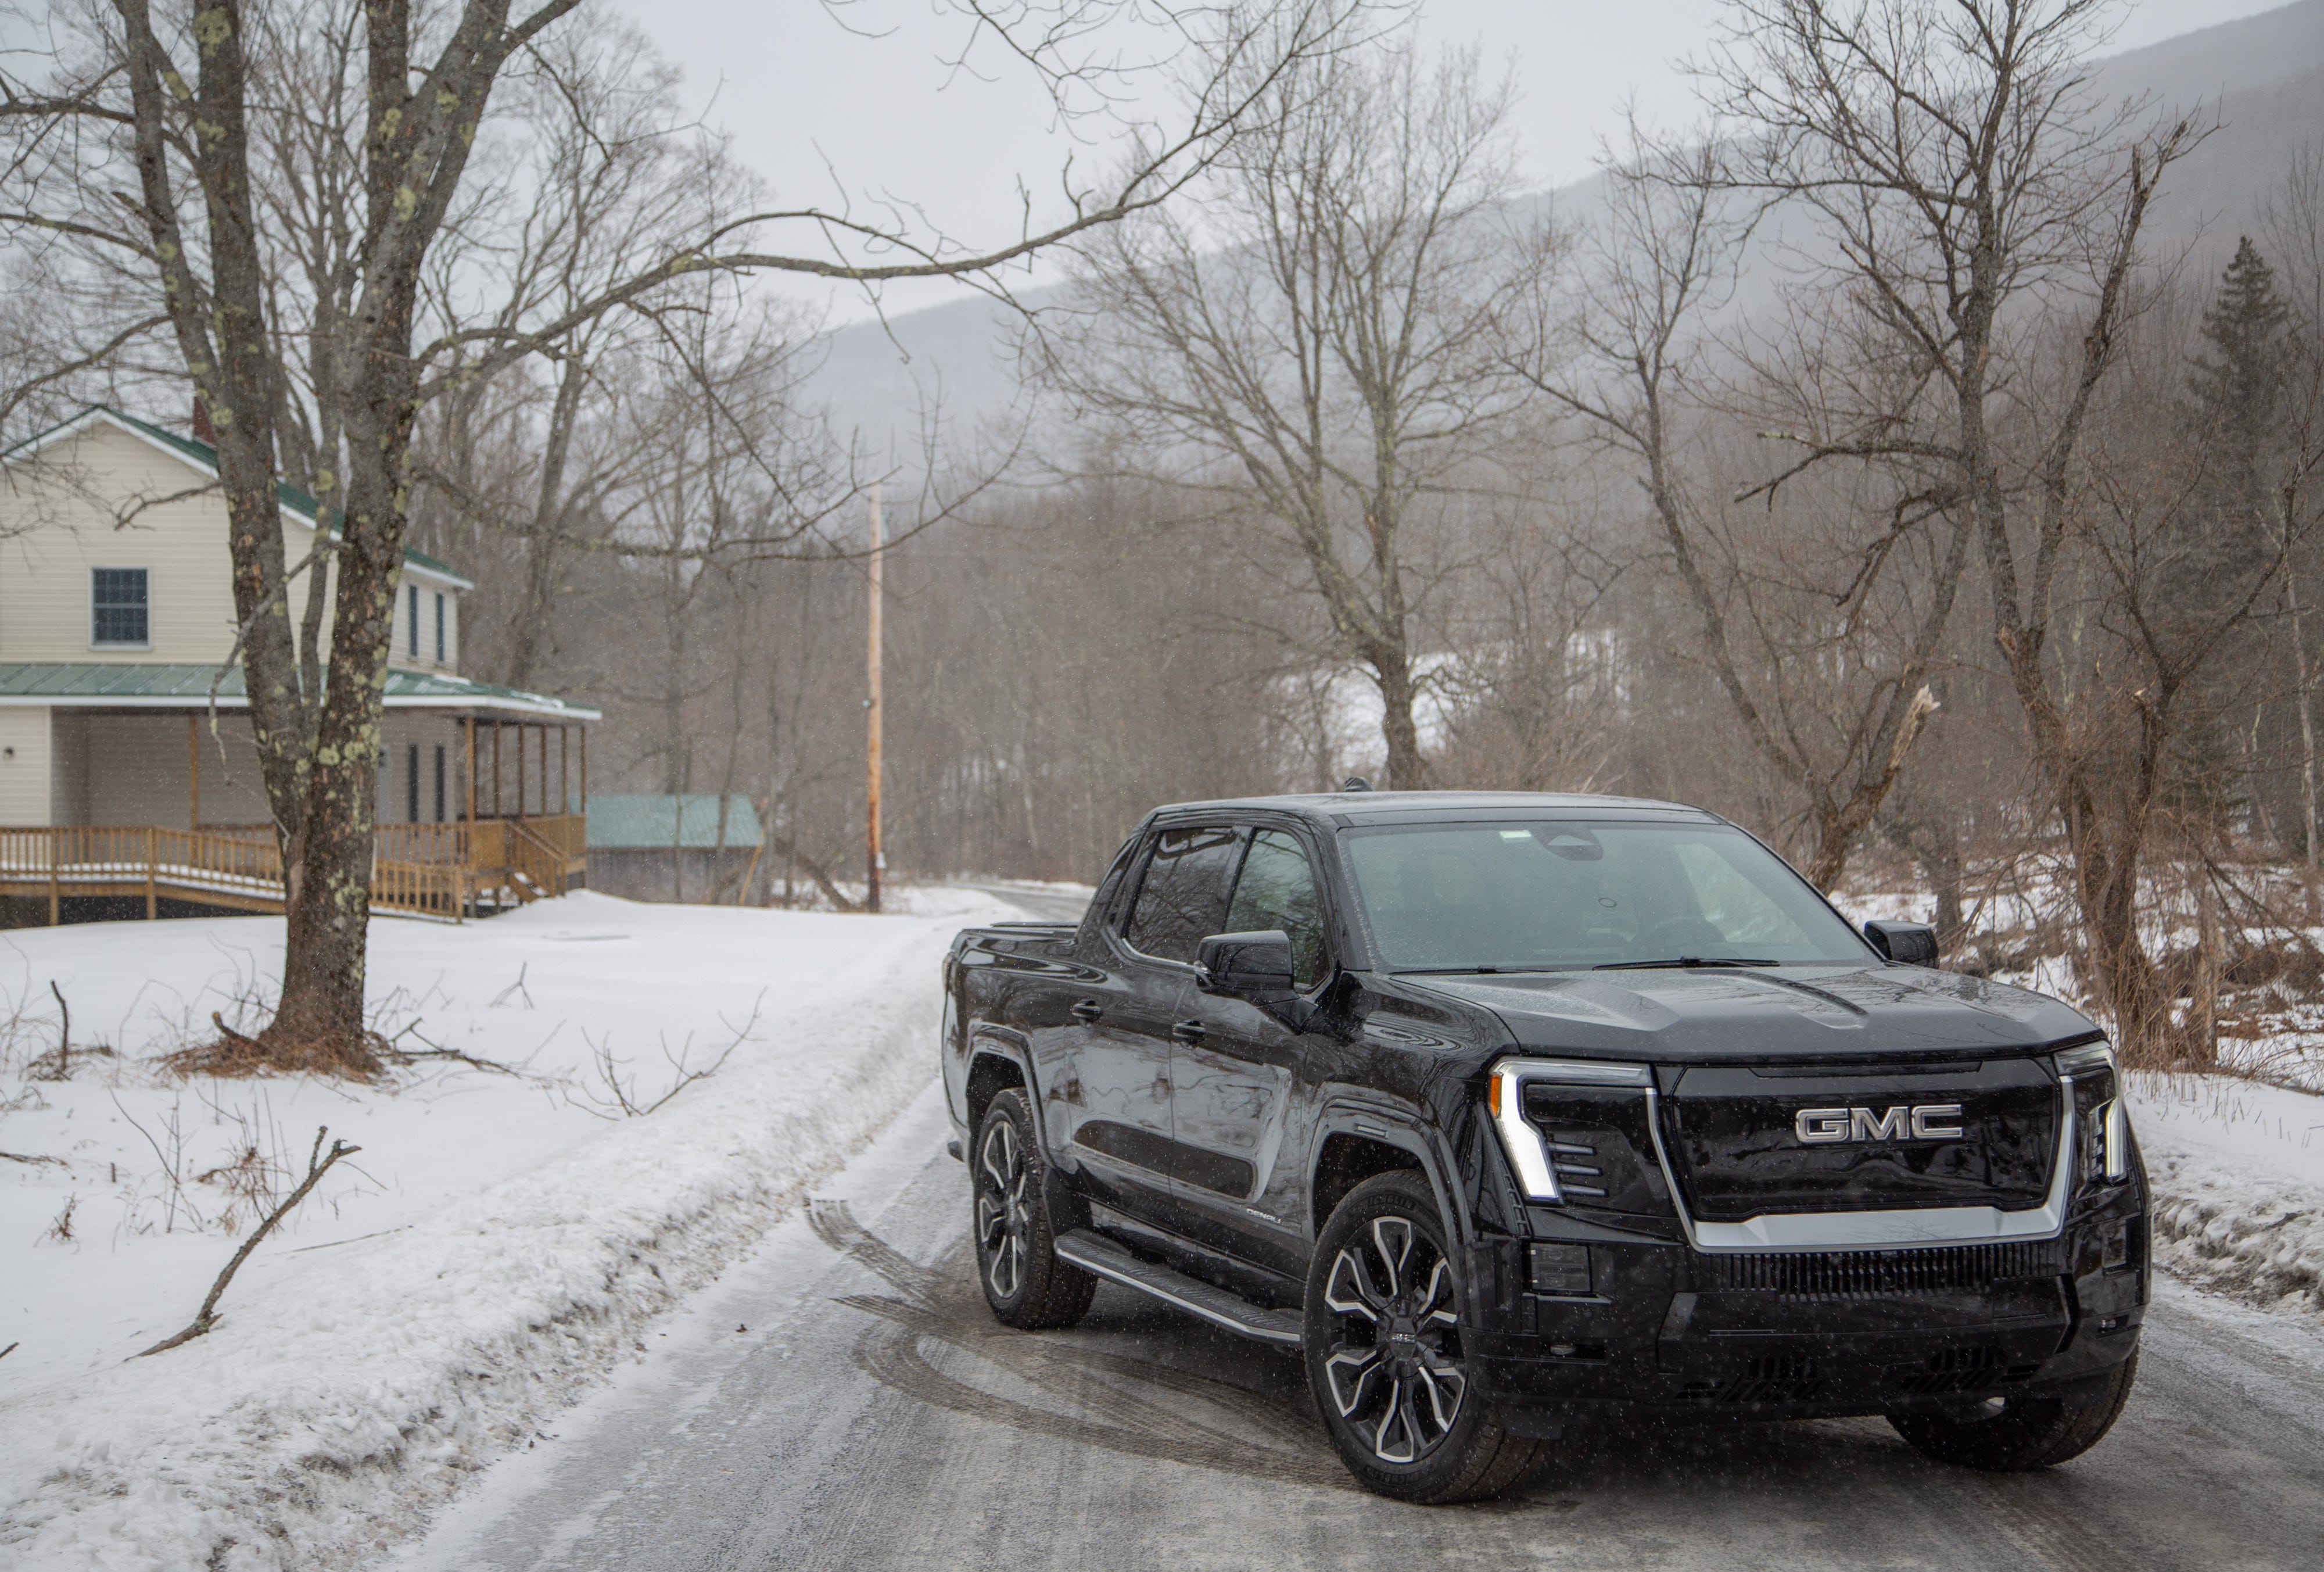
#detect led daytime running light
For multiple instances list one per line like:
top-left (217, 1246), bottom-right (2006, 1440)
top-left (1489, 1057), bottom-right (1651, 1204)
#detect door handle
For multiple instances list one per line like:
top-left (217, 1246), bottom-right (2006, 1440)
top-left (1171, 1019), bottom-right (1208, 1044)
top-left (1070, 998), bottom-right (1104, 1023)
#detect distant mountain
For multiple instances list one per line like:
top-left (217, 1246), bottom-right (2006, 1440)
top-left (2106, 0), bottom-right (2324, 266)
top-left (801, 1), bottom-right (2324, 470)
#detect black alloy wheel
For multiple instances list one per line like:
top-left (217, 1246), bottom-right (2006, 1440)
top-left (1303, 1172), bottom-right (1546, 1503)
top-left (971, 1088), bottom-right (1095, 1330)
top-left (1321, 1213), bottom-right (1468, 1463)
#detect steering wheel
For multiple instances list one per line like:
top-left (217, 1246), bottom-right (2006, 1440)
top-left (1632, 914), bottom-right (1726, 957)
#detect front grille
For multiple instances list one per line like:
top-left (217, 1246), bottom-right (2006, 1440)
top-left (1709, 1241), bottom-right (2067, 1299)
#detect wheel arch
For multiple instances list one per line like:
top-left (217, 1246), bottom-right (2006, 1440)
top-left (966, 1030), bottom-right (1035, 1141)
top-left (1310, 1104), bottom-right (1462, 1240)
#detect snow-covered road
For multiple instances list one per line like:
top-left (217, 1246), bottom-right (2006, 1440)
top-left (383, 1078), bottom-right (2324, 1572)
top-left (0, 889), bottom-right (1016, 1570)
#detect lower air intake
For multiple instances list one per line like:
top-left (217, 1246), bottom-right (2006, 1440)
top-left (1709, 1241), bottom-right (2067, 1298)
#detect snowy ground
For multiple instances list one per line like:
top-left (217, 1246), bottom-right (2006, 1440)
top-left (3, 875), bottom-right (2322, 1570)
top-left (0, 886), bottom-right (1010, 1571)
top-left (2132, 1073), bottom-right (2324, 1317)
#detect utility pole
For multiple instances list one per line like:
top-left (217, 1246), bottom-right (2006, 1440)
top-left (865, 481), bottom-right (884, 914)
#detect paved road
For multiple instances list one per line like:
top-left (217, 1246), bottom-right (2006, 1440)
top-left (389, 1072), bottom-right (2324, 1572)
top-left (946, 881), bottom-right (1092, 925)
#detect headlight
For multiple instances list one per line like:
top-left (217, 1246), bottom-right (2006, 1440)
top-left (1489, 1057), bottom-right (1655, 1206)
top-left (2054, 1041), bottom-right (2117, 1079)
top-left (2054, 1040), bottom-right (2131, 1187)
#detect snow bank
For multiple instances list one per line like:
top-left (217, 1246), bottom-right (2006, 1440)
top-left (0, 889), bottom-right (1006, 1571)
top-left (2132, 1074), bottom-right (2324, 1318)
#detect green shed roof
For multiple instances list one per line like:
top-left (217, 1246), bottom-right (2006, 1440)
top-left (586, 794), bottom-right (765, 850)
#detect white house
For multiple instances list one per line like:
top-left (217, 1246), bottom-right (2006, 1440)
top-left (0, 406), bottom-right (598, 920)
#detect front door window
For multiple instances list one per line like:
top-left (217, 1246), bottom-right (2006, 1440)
top-left (1123, 825), bottom-right (1246, 962)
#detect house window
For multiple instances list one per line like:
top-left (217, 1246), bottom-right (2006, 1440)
top-left (407, 743), bottom-right (421, 823)
top-left (434, 593), bottom-right (446, 664)
top-left (407, 585), bottom-right (421, 659)
top-left (433, 744), bottom-right (447, 822)
top-left (92, 568), bottom-right (149, 646)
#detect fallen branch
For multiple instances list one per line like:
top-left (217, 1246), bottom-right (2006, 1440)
top-left (569, 990), bottom-right (765, 1119)
top-left (0, 1151), bottom-right (67, 1166)
top-left (1, 1341), bottom-right (16, 1362)
top-left (136, 1126), bottom-right (360, 1358)
top-left (762, 830), bottom-right (862, 912)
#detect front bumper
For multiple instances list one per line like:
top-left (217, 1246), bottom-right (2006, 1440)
top-left (1465, 1200), bottom-right (2147, 1422)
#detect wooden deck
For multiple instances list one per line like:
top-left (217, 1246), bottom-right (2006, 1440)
top-left (0, 814), bottom-right (587, 922)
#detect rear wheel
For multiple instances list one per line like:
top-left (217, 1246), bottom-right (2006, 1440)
top-left (1303, 1171), bottom-right (1547, 1503)
top-left (971, 1088), bottom-right (1095, 1330)
top-left (1888, 1351), bottom-right (2138, 1470)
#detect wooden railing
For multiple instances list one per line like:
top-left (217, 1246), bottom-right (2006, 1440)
top-left (0, 814), bottom-right (587, 922)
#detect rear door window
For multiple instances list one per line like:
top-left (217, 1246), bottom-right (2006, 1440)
top-left (1123, 826), bottom-right (1247, 964)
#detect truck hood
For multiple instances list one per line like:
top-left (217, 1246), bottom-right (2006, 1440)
top-left (1401, 963), bottom-right (2097, 1063)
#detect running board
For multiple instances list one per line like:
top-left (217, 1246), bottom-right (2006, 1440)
top-left (1053, 1228), bottom-right (1304, 1347)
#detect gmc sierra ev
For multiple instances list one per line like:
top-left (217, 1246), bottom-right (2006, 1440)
top-left (940, 792), bottom-right (2145, 1503)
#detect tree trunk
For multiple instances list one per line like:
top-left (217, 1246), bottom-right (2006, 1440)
top-left (1371, 649), bottom-right (1428, 790)
top-left (502, 355), bottom-right (589, 690)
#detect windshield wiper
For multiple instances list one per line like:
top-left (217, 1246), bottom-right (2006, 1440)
top-left (1594, 956), bottom-right (1781, 971)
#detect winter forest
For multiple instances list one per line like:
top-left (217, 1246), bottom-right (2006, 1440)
top-left (4, 0), bottom-right (2323, 1073)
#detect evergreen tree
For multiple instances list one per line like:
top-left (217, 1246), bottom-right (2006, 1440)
top-left (2187, 236), bottom-right (2293, 533)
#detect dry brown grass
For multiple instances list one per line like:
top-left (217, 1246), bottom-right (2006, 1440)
top-left (162, 1011), bottom-right (385, 1082)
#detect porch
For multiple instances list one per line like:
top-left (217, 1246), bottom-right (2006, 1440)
top-left (0, 814), bottom-right (587, 922)
top-left (0, 663), bottom-right (601, 923)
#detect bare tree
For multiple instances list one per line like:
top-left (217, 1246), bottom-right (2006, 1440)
top-left (1520, 133), bottom-right (1957, 889)
top-left (1035, 40), bottom-right (1556, 787)
top-left (0, 0), bottom-right (1369, 1070)
top-left (1702, 0), bottom-right (2201, 1056)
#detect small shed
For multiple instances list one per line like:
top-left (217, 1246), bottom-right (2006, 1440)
top-left (586, 794), bottom-right (763, 904)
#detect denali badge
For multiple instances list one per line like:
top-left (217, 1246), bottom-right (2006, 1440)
top-left (1794, 1104), bottom-right (1965, 1143)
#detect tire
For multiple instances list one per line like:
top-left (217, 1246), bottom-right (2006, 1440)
top-left (971, 1088), bottom-right (1096, 1330)
top-left (1303, 1170), bottom-right (1547, 1503)
top-left (1888, 1349), bottom-right (2139, 1471)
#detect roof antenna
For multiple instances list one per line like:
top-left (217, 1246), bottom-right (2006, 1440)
top-left (1340, 776), bottom-right (1372, 793)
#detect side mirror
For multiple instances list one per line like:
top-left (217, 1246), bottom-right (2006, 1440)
top-left (1864, 919), bottom-right (1939, 968)
top-left (1197, 929), bottom-right (1297, 997)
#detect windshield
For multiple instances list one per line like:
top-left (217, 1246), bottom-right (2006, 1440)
top-left (1344, 821), bottom-right (1871, 972)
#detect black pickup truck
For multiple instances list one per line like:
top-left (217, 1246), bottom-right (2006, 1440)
top-left (939, 792), bottom-right (2146, 1503)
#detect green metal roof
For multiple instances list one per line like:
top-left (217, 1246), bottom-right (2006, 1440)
top-left (6, 407), bottom-right (473, 586)
top-left (0, 662), bottom-right (598, 719)
top-left (586, 794), bottom-right (764, 850)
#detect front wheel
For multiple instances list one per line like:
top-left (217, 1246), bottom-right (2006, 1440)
top-left (1888, 1351), bottom-right (2138, 1470)
top-left (971, 1088), bottom-right (1095, 1330)
top-left (1303, 1171), bottom-right (1547, 1503)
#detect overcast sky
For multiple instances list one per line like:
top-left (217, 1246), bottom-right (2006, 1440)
top-left (613, 1), bottom-right (2300, 322)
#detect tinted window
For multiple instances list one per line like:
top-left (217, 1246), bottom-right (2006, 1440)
top-left (1346, 821), bottom-right (1868, 970)
top-left (1224, 828), bottom-right (1328, 989)
top-left (1124, 825), bottom-right (1246, 963)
